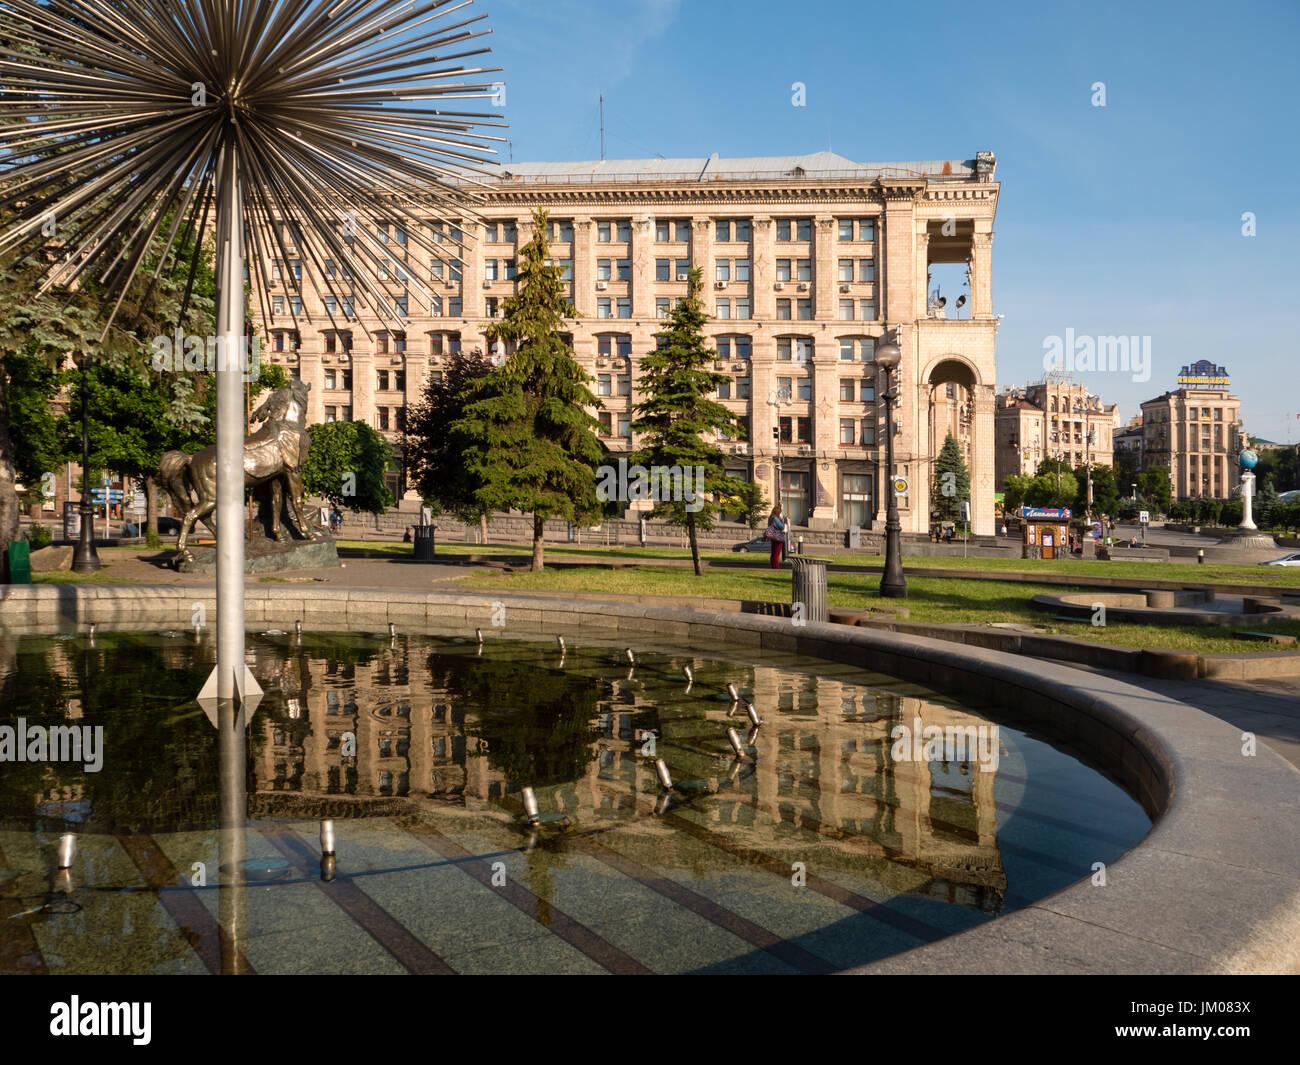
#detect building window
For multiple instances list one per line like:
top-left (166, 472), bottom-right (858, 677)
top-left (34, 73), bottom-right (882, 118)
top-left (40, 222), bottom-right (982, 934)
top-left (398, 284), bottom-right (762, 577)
top-left (376, 407), bottom-right (390, 431)
top-left (325, 406), bottom-right (336, 423)
top-left (838, 299), bottom-right (854, 321)
top-left (597, 221), bottom-right (611, 242)
top-left (717, 378), bottom-right (732, 399)
top-left (842, 473), bottom-right (872, 525)
top-left (734, 258), bottom-right (750, 282)
top-left (431, 260), bottom-right (444, 280)
top-left (616, 335), bottom-right (632, 358)
top-left (656, 259), bottom-right (670, 281)
top-left (781, 470), bottom-right (809, 524)
top-left (377, 369), bottom-right (389, 390)
top-left (618, 413), bottom-right (631, 438)
top-left (839, 418), bottom-right (855, 445)
top-left (617, 375), bottom-right (631, 397)
top-left (796, 259), bottom-right (812, 282)
top-left (797, 299), bottom-right (812, 320)
top-left (737, 376), bottom-right (751, 399)
top-left (597, 374), bottom-right (612, 396)
top-left (394, 297), bottom-right (407, 317)
top-left (597, 259), bottom-right (612, 281)
top-left (656, 297), bottom-right (670, 318)
top-left (716, 219), bottom-right (731, 242)
top-left (778, 415), bottom-right (793, 443)
top-left (776, 259), bottom-right (792, 282)
top-left (859, 258), bottom-right (875, 282)
top-left (860, 381), bottom-right (875, 402)
top-left (776, 298), bottom-right (791, 320)
top-left (716, 259), bottom-right (731, 282)
top-left (616, 258), bottom-right (631, 281)
top-left (272, 295), bottom-right (284, 314)
top-left (716, 299), bottom-right (731, 319)
top-left (324, 369), bottom-right (337, 389)
top-left (617, 298), bottom-right (631, 318)
top-left (485, 259), bottom-right (498, 280)
top-left (840, 337), bottom-right (874, 362)
top-left (859, 298), bottom-right (877, 321)
top-left (598, 411), bottom-right (612, 435)
top-left (598, 298), bottom-right (611, 319)
top-left (675, 258), bottom-right (691, 279)
top-left (838, 259), bottom-right (855, 282)
top-left (797, 378), bottom-right (812, 401)
top-left (840, 380), bottom-right (855, 402)
top-left (777, 339), bottom-right (792, 361)
top-left (548, 219), bottom-right (574, 242)
top-left (735, 298), bottom-right (752, 319)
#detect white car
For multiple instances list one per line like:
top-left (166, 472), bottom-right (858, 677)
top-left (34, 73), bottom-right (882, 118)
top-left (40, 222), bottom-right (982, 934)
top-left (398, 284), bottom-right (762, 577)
top-left (1260, 553), bottom-right (1300, 567)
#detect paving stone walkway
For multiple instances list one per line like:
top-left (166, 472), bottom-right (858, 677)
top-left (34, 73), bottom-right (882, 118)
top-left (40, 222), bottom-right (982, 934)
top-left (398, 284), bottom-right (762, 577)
top-left (1047, 659), bottom-right (1300, 769)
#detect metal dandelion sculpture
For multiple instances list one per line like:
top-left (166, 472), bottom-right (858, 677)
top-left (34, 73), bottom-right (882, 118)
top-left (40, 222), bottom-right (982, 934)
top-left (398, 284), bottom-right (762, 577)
top-left (0, 0), bottom-right (505, 704)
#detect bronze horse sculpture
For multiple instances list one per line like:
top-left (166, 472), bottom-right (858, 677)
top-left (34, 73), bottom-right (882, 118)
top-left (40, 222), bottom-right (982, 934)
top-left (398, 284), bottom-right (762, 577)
top-left (160, 380), bottom-right (317, 562)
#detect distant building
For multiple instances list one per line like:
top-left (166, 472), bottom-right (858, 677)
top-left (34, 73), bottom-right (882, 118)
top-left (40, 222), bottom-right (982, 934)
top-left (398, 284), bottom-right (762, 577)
top-left (994, 377), bottom-right (1116, 486)
top-left (252, 150), bottom-right (1004, 535)
top-left (1140, 386), bottom-right (1243, 500)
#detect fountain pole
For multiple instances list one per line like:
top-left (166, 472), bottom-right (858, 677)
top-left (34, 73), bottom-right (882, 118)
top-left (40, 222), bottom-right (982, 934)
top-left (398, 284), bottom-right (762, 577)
top-left (199, 140), bottom-right (260, 708)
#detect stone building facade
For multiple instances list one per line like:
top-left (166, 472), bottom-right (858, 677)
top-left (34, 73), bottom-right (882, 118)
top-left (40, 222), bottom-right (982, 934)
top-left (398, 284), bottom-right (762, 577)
top-left (256, 151), bottom-right (1001, 535)
top-left (994, 377), bottom-right (1118, 487)
top-left (1140, 387), bottom-right (1243, 500)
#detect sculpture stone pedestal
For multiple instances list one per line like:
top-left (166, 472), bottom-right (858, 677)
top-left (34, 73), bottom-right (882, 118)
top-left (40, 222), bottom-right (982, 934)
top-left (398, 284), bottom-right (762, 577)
top-left (176, 535), bottom-right (340, 574)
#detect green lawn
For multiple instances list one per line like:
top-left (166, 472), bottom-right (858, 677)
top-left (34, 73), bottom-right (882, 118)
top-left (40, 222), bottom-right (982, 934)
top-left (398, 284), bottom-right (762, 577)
top-left (456, 564), bottom-right (1300, 654)
top-left (337, 539), bottom-right (1300, 587)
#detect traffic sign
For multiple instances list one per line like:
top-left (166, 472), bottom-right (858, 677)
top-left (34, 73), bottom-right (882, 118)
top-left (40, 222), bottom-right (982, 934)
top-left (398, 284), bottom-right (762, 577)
top-left (892, 476), bottom-right (908, 495)
top-left (1139, 511), bottom-right (1150, 524)
top-left (91, 488), bottom-right (123, 504)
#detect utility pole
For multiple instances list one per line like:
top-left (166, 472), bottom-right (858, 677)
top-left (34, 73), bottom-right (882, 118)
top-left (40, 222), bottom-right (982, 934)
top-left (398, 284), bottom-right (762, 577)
top-left (599, 95), bottom-right (605, 161)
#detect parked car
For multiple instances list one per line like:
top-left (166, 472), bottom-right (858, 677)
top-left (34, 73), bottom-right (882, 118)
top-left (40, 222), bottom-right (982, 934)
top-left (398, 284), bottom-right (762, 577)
top-left (732, 535), bottom-right (770, 553)
top-left (1260, 553), bottom-right (1300, 567)
top-left (122, 516), bottom-right (181, 537)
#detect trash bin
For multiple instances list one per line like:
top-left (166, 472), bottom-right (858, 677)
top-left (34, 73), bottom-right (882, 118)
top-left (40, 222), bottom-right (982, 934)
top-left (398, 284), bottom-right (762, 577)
top-left (5, 541), bottom-right (31, 584)
top-left (412, 525), bottom-right (435, 561)
top-left (789, 556), bottom-right (829, 623)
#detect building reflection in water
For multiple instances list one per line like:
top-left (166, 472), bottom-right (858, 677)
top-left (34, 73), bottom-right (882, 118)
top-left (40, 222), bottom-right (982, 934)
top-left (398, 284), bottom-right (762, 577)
top-left (244, 632), bottom-right (1008, 915)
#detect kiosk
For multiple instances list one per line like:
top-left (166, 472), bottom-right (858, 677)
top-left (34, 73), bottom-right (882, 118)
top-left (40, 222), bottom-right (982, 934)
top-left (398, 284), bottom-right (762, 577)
top-left (1022, 506), bottom-right (1071, 560)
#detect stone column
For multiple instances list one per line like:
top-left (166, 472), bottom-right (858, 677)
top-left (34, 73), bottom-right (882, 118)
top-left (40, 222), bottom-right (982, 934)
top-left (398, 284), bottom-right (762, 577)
top-left (970, 229), bottom-right (994, 320)
top-left (914, 230), bottom-right (931, 322)
top-left (573, 217), bottom-right (596, 319)
top-left (462, 221), bottom-right (484, 318)
top-left (752, 215), bottom-right (776, 320)
top-left (814, 215), bottom-right (836, 319)
top-left (972, 383), bottom-right (996, 536)
top-left (692, 216), bottom-right (715, 307)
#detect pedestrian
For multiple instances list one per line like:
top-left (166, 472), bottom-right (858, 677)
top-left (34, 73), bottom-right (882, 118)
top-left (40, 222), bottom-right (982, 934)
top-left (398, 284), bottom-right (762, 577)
top-left (765, 503), bottom-right (787, 568)
top-left (1000, 523), bottom-right (1008, 538)
top-left (402, 526), bottom-right (412, 543)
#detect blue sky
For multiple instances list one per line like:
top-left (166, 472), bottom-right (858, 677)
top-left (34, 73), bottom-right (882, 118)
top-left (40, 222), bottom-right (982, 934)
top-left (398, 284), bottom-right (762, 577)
top-left (485, 0), bottom-right (1298, 442)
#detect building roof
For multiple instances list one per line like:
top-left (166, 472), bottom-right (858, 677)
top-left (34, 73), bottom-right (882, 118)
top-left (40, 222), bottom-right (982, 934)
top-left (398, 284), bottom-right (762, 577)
top-left (469, 151), bottom-right (985, 186)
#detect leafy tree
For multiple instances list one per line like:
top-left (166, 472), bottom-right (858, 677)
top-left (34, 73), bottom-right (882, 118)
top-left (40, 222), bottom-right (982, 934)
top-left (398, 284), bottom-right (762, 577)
top-left (630, 268), bottom-right (745, 575)
top-left (302, 419), bottom-right (395, 513)
top-left (3, 336), bottom-right (61, 502)
top-left (1137, 465), bottom-right (1172, 513)
top-left (453, 207), bottom-right (603, 572)
top-left (1001, 473), bottom-right (1031, 516)
top-left (403, 345), bottom-right (495, 533)
top-left (722, 477), bottom-right (766, 531)
top-left (1028, 458), bottom-right (1077, 509)
top-left (1257, 474), bottom-right (1280, 529)
top-left (931, 431), bottom-right (970, 523)
top-left (1076, 463), bottom-right (1119, 517)
top-left (1255, 445), bottom-right (1299, 495)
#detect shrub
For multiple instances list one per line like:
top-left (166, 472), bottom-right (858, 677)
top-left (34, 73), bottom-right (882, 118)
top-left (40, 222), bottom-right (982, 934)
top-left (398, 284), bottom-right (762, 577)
top-left (26, 523), bottom-right (52, 550)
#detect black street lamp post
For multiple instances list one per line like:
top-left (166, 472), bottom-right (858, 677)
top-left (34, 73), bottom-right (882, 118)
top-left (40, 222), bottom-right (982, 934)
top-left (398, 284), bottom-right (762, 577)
top-left (876, 330), bottom-right (906, 598)
top-left (71, 351), bottom-right (100, 573)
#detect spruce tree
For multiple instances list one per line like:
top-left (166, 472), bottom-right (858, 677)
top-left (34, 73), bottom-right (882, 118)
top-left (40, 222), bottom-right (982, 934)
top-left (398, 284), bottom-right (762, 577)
top-left (932, 431), bottom-right (970, 523)
top-left (631, 268), bottom-right (745, 576)
top-left (452, 207), bottom-right (603, 572)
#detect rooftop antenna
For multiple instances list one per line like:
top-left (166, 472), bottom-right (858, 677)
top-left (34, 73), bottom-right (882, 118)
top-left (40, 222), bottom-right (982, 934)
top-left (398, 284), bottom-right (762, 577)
top-left (599, 95), bottom-right (605, 160)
